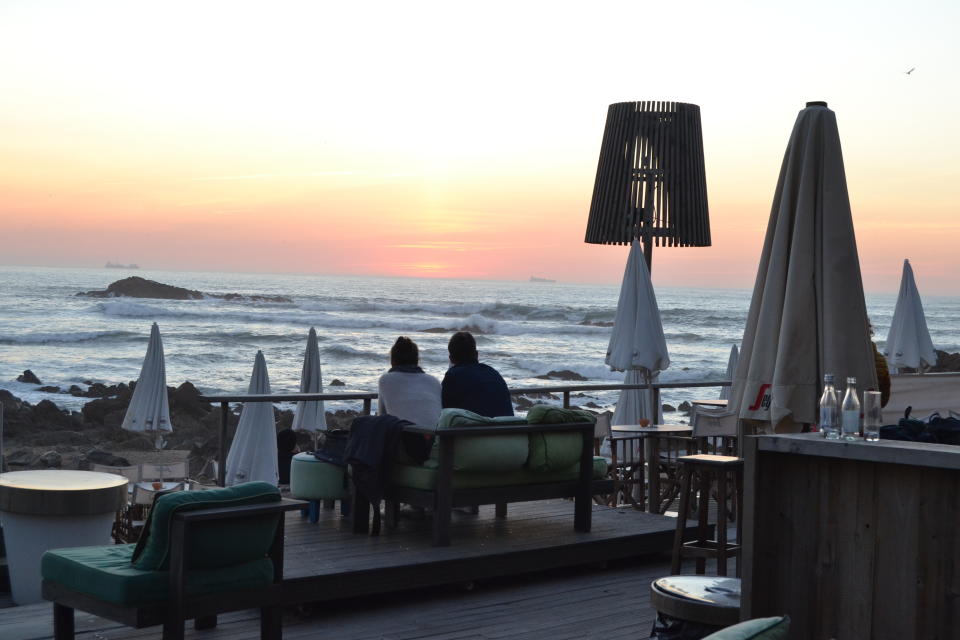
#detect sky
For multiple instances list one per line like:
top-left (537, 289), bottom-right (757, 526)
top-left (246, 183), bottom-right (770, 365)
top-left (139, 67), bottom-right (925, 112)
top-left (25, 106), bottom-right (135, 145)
top-left (1, 0), bottom-right (959, 293)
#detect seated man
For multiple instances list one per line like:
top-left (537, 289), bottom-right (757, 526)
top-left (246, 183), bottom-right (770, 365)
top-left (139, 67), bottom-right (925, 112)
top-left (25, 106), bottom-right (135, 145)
top-left (378, 336), bottom-right (442, 428)
top-left (441, 331), bottom-right (514, 417)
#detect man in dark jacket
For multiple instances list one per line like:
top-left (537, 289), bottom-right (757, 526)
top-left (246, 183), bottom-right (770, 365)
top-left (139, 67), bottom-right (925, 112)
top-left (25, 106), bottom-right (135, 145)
top-left (441, 331), bottom-right (514, 417)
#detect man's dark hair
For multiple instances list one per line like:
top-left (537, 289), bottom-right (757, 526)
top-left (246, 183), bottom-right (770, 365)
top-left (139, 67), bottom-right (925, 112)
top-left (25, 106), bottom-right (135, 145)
top-left (448, 331), bottom-right (478, 365)
top-left (390, 336), bottom-right (419, 366)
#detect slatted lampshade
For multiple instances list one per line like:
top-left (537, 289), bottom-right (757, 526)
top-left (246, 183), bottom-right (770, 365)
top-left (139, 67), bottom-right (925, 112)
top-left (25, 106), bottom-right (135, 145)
top-left (585, 101), bottom-right (710, 268)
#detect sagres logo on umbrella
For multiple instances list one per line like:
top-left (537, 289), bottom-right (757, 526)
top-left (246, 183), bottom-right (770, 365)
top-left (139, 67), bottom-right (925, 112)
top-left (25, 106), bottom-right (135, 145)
top-left (747, 384), bottom-right (772, 412)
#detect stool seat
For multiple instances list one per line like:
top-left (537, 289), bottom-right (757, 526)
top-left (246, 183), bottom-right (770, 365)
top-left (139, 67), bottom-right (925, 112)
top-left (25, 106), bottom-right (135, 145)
top-left (650, 576), bottom-right (741, 627)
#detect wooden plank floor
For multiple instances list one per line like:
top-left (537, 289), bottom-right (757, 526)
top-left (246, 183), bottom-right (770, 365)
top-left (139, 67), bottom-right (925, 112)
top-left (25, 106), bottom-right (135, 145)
top-left (3, 500), bottom-right (701, 639)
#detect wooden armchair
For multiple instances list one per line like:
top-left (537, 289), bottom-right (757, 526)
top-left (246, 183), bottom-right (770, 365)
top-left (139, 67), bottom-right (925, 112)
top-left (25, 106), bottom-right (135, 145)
top-left (41, 482), bottom-right (304, 640)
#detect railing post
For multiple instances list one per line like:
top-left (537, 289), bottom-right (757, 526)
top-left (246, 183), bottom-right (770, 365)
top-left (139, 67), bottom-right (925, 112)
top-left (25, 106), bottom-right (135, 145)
top-left (651, 387), bottom-right (661, 419)
top-left (218, 402), bottom-right (228, 487)
top-left (363, 398), bottom-right (372, 416)
top-left (563, 390), bottom-right (570, 409)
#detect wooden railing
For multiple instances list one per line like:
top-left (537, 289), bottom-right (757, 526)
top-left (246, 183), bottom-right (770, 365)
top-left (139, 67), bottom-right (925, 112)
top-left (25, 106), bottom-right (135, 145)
top-left (200, 379), bottom-right (731, 487)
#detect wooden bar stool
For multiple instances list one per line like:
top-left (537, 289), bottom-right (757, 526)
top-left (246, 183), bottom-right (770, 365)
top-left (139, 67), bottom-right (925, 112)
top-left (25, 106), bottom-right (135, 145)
top-left (670, 453), bottom-right (743, 576)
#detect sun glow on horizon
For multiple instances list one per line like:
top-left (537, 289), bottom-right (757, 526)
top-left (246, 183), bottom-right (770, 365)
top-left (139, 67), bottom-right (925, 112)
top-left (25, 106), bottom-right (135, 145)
top-left (1, 0), bottom-right (959, 293)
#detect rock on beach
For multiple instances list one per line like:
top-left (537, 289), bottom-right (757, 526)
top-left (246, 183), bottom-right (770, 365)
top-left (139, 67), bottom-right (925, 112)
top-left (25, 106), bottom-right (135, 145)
top-left (76, 276), bottom-right (292, 303)
top-left (0, 380), bottom-right (362, 477)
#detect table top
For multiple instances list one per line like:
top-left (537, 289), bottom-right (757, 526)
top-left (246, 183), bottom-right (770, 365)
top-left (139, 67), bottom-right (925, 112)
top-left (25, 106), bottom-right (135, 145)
top-left (0, 470), bottom-right (128, 516)
top-left (692, 398), bottom-right (728, 408)
top-left (611, 424), bottom-right (693, 435)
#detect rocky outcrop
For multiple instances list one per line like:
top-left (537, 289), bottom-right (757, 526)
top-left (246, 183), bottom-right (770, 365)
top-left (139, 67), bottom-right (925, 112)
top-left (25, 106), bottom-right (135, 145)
top-left (0, 383), bottom-right (363, 473)
top-left (77, 277), bottom-right (204, 300)
top-left (928, 350), bottom-right (960, 373)
top-left (535, 370), bottom-right (588, 381)
top-left (17, 370), bottom-right (42, 384)
top-left (76, 277), bottom-right (292, 303)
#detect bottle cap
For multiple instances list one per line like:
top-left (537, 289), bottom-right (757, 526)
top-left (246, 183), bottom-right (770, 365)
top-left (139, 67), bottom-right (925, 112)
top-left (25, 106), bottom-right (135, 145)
top-left (847, 377), bottom-right (857, 384)
top-left (823, 374), bottom-right (834, 382)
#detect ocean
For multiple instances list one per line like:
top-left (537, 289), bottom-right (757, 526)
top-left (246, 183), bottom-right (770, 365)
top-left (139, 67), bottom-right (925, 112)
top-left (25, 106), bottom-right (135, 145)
top-left (1, 266), bottom-right (958, 416)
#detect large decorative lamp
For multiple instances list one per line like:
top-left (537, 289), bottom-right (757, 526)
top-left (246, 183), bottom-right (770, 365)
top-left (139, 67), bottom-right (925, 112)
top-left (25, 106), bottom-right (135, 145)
top-left (585, 101), bottom-right (711, 270)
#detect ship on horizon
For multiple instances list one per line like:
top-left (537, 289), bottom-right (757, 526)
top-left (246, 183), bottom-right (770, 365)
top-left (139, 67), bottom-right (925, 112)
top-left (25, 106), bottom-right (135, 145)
top-left (105, 262), bottom-right (140, 269)
top-left (530, 276), bottom-right (556, 283)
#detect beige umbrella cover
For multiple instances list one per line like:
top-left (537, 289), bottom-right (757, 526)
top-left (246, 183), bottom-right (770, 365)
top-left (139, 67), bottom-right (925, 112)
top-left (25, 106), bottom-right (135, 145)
top-left (120, 322), bottom-right (172, 448)
top-left (730, 103), bottom-right (878, 431)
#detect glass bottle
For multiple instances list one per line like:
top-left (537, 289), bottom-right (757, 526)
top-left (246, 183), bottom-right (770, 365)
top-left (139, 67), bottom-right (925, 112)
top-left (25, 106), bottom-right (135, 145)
top-left (841, 377), bottom-right (860, 441)
top-left (819, 374), bottom-right (839, 440)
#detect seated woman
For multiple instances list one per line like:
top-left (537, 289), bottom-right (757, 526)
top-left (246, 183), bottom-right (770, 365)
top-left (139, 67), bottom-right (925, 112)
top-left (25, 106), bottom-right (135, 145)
top-left (378, 336), bottom-right (442, 428)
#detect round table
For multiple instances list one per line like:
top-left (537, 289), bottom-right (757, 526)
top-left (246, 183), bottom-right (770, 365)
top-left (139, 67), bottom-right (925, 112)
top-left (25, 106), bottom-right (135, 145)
top-left (0, 470), bottom-right (128, 604)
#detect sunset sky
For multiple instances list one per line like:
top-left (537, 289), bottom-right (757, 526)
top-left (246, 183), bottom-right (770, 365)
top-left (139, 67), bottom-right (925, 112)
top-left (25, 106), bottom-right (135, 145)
top-left (2, 1), bottom-right (958, 293)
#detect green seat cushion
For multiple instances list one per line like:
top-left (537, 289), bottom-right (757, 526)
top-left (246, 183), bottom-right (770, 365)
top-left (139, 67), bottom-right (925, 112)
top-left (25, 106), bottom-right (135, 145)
top-left (41, 544), bottom-right (273, 606)
top-left (525, 405), bottom-right (596, 472)
top-left (132, 481), bottom-right (281, 571)
top-left (392, 456), bottom-right (608, 490)
top-left (703, 617), bottom-right (790, 639)
top-left (434, 408), bottom-right (529, 472)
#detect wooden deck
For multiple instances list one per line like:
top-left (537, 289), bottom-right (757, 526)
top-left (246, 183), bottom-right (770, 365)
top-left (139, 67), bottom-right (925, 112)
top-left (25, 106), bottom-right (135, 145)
top-left (3, 500), bottom-right (696, 639)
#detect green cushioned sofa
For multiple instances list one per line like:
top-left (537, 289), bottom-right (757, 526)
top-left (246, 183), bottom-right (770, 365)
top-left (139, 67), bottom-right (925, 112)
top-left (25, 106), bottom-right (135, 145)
top-left (41, 482), bottom-right (305, 640)
top-left (353, 407), bottom-right (613, 546)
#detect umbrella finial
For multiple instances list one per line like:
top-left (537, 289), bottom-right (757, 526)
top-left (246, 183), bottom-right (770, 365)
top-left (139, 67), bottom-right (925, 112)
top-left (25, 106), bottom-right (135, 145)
top-left (806, 101), bottom-right (828, 108)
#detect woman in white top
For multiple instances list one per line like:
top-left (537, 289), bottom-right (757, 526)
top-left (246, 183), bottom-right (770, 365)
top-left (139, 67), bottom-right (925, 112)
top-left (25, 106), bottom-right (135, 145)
top-left (377, 336), bottom-right (442, 428)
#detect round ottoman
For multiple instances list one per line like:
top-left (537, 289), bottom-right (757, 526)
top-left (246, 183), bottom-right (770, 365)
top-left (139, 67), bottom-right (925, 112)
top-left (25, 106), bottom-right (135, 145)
top-left (290, 452), bottom-right (350, 521)
top-left (650, 575), bottom-right (741, 637)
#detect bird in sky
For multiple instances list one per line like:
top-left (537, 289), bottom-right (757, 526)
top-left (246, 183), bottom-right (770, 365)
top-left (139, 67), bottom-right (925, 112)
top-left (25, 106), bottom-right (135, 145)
top-left (905, 67), bottom-right (915, 75)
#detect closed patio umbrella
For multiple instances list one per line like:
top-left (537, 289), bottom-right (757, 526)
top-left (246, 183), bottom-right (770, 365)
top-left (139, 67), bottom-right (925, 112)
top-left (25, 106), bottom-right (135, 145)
top-left (121, 322), bottom-right (172, 449)
top-left (607, 240), bottom-right (669, 425)
top-left (225, 350), bottom-right (278, 486)
top-left (292, 327), bottom-right (327, 442)
top-left (884, 259), bottom-right (936, 372)
top-left (719, 344), bottom-right (739, 400)
top-left (730, 102), bottom-right (878, 433)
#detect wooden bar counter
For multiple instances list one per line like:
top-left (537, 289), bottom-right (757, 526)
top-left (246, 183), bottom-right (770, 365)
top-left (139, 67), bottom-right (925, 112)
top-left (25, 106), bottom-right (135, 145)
top-left (741, 433), bottom-right (959, 639)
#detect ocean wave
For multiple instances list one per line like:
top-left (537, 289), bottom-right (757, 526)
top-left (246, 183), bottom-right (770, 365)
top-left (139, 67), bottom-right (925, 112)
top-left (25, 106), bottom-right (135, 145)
top-left (94, 300), bottom-right (612, 338)
top-left (322, 344), bottom-right (383, 360)
top-left (0, 330), bottom-right (138, 345)
top-left (664, 331), bottom-right (709, 343)
top-left (298, 299), bottom-right (585, 322)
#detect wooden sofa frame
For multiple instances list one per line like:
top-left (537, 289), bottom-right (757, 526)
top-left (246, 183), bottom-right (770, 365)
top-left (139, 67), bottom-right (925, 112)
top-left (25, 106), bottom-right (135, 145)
top-left (352, 422), bottom-right (614, 546)
top-left (43, 498), bottom-right (305, 640)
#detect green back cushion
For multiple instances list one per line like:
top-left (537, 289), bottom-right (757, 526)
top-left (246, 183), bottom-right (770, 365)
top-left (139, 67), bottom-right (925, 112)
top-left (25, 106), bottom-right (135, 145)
top-left (703, 616), bottom-right (790, 640)
top-left (435, 408), bottom-right (528, 471)
top-left (526, 405), bottom-right (595, 472)
top-left (131, 481), bottom-right (281, 571)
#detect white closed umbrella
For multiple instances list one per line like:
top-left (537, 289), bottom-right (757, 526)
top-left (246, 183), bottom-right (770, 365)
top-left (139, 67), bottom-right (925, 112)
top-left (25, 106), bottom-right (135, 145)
top-left (292, 327), bottom-right (327, 438)
top-left (225, 351), bottom-right (278, 486)
top-left (730, 103), bottom-right (878, 433)
top-left (884, 259), bottom-right (937, 372)
top-left (719, 344), bottom-right (739, 400)
top-left (607, 240), bottom-right (669, 425)
top-left (121, 322), bottom-right (172, 448)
